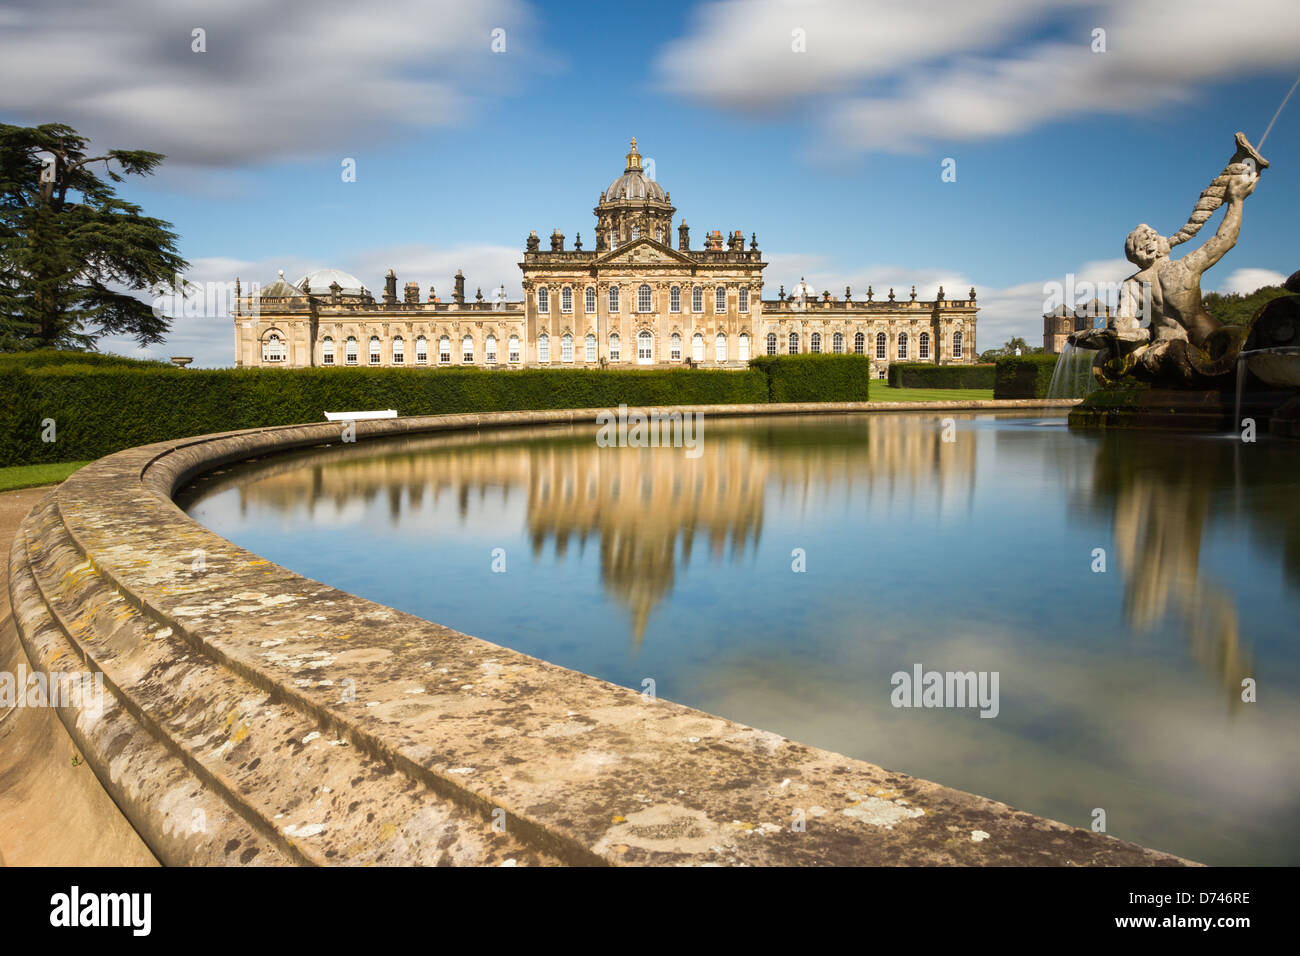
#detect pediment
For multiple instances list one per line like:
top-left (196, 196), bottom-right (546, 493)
top-left (595, 238), bottom-right (695, 269)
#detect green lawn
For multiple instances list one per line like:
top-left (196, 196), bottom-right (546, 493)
top-left (0, 461), bottom-right (89, 493)
top-left (870, 384), bottom-right (996, 402)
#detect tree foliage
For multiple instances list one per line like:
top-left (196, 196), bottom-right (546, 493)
top-left (1202, 285), bottom-right (1289, 328)
top-left (0, 123), bottom-right (187, 350)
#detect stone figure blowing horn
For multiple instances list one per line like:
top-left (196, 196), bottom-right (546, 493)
top-left (1168, 132), bottom-right (1268, 247)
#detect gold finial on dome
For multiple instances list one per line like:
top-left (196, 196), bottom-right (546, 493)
top-left (625, 137), bottom-right (641, 172)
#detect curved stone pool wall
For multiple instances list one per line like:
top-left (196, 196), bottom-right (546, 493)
top-left (9, 400), bottom-right (1191, 866)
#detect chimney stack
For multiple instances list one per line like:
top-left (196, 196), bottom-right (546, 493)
top-left (453, 269), bottom-right (466, 306)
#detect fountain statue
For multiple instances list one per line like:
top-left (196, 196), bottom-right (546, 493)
top-left (1069, 132), bottom-right (1266, 388)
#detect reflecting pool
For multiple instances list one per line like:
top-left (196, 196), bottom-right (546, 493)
top-left (178, 411), bottom-right (1300, 865)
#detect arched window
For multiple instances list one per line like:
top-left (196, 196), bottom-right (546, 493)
top-left (416, 335), bottom-right (428, 364)
top-left (670, 332), bottom-right (682, 361)
top-left (788, 332), bottom-right (799, 354)
top-left (715, 286), bottom-right (727, 312)
top-left (631, 224), bottom-right (640, 240)
top-left (263, 333), bottom-right (285, 363)
top-left (537, 287), bottom-right (549, 313)
top-left (739, 287), bottom-right (749, 313)
top-left (345, 336), bottom-right (358, 365)
top-left (485, 334), bottom-right (497, 364)
top-left (637, 330), bottom-right (654, 364)
top-left (321, 336), bottom-right (334, 365)
top-left (692, 286), bottom-right (703, 313)
top-left (766, 332), bottom-right (778, 355)
top-left (738, 333), bottom-right (750, 362)
top-left (953, 330), bottom-right (964, 358)
top-left (854, 332), bottom-right (865, 355)
top-left (369, 335), bottom-right (381, 365)
top-left (833, 332), bottom-right (844, 354)
top-left (897, 332), bottom-right (908, 360)
top-left (461, 334), bottom-right (474, 363)
top-left (655, 226), bottom-right (664, 244)
top-left (608, 285), bottom-right (620, 312)
top-left (561, 287), bottom-right (573, 313)
top-left (810, 332), bottom-right (821, 354)
top-left (692, 332), bottom-right (704, 362)
top-left (919, 332), bottom-right (930, 359)
top-left (585, 333), bottom-right (596, 362)
top-left (585, 287), bottom-right (596, 313)
top-left (439, 335), bottom-right (451, 363)
top-left (561, 333), bottom-right (573, 363)
top-left (638, 284), bottom-right (652, 313)
top-left (537, 333), bottom-right (550, 363)
top-left (715, 333), bottom-right (728, 362)
top-left (392, 335), bottom-right (405, 364)
top-left (875, 332), bottom-right (887, 360)
top-left (508, 335), bottom-right (520, 363)
top-left (669, 286), bottom-right (681, 313)
top-left (609, 231), bottom-right (618, 250)
top-left (609, 333), bottom-right (621, 362)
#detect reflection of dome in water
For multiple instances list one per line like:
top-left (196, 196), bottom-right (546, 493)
top-left (297, 268), bottom-right (365, 296)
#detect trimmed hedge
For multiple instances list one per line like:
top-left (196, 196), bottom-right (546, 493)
top-left (887, 363), bottom-right (996, 389)
top-left (749, 354), bottom-right (873, 403)
top-left (993, 354), bottom-right (1059, 398)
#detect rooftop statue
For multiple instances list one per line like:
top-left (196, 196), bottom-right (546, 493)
top-left (1070, 132), bottom-right (1267, 386)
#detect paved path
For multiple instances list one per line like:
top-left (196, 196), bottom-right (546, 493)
top-left (0, 485), bottom-right (157, 866)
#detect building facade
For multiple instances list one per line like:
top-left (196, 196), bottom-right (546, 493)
top-left (234, 140), bottom-right (978, 374)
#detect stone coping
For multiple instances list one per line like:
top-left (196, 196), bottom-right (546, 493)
top-left (10, 399), bottom-right (1195, 866)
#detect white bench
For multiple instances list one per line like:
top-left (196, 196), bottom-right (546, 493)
top-left (323, 409), bottom-right (397, 421)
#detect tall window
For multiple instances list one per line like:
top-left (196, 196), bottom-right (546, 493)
top-left (561, 333), bottom-right (573, 363)
top-left (788, 332), bottom-right (799, 354)
top-left (715, 333), bottom-right (728, 362)
top-left (715, 286), bottom-right (726, 312)
top-left (810, 332), bottom-right (821, 353)
top-left (392, 335), bottom-right (405, 364)
top-left (508, 335), bottom-right (520, 363)
top-left (585, 333), bottom-right (596, 362)
top-left (462, 334), bottom-right (474, 363)
top-left (609, 286), bottom-right (620, 312)
top-left (609, 231), bottom-right (618, 250)
top-left (739, 287), bottom-right (749, 313)
top-left (345, 336), bottom-right (358, 365)
top-left (263, 333), bottom-right (284, 363)
top-left (609, 333), bottom-right (621, 362)
top-left (321, 336), bottom-right (334, 365)
top-left (561, 287), bottom-right (573, 313)
top-left (416, 335), bottom-right (428, 364)
top-left (585, 287), bottom-right (596, 313)
top-left (833, 332), bottom-right (844, 354)
top-left (485, 334), bottom-right (497, 364)
top-left (766, 332), bottom-right (778, 355)
top-left (875, 333), bottom-right (887, 360)
top-left (670, 332), bottom-right (682, 361)
top-left (670, 286), bottom-right (681, 313)
top-left (638, 284), bottom-right (652, 313)
top-left (631, 224), bottom-right (640, 240)
top-left (738, 333), bottom-right (750, 362)
top-left (919, 332), bottom-right (930, 359)
top-left (692, 332), bottom-right (704, 362)
top-left (655, 226), bottom-right (664, 243)
top-left (537, 286), bottom-right (549, 313)
top-left (538, 333), bottom-right (550, 363)
top-left (369, 335), bottom-right (381, 365)
top-left (897, 332), bottom-right (908, 360)
top-left (854, 332), bottom-right (864, 355)
top-left (637, 330), bottom-right (653, 363)
top-left (953, 330), bottom-right (963, 358)
top-left (692, 286), bottom-right (703, 313)
top-left (439, 335), bottom-right (451, 363)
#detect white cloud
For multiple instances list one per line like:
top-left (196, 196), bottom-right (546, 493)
top-left (0, 0), bottom-right (540, 166)
top-left (655, 0), bottom-right (1300, 156)
top-left (1217, 267), bottom-right (1287, 294)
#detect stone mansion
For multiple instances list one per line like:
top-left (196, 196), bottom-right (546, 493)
top-left (233, 139), bottom-right (978, 375)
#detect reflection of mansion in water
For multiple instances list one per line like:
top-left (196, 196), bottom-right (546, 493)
top-left (234, 139), bottom-right (978, 375)
top-left (230, 417), bottom-right (975, 640)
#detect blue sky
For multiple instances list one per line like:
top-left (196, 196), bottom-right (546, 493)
top-left (3, 0), bottom-right (1298, 365)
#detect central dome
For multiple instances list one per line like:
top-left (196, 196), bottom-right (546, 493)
top-left (603, 137), bottom-right (666, 203)
top-left (297, 268), bottom-right (365, 296)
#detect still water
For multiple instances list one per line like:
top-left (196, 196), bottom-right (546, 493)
top-left (178, 412), bottom-right (1300, 865)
